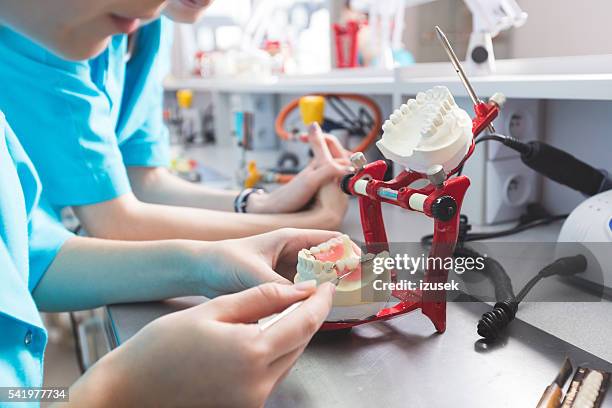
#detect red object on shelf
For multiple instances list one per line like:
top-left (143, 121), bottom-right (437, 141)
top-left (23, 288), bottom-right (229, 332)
top-left (333, 20), bottom-right (361, 68)
top-left (321, 101), bottom-right (499, 332)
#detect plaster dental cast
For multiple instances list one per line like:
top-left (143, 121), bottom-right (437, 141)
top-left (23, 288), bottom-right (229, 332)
top-left (0, 0), bottom-right (350, 243)
top-left (294, 234), bottom-right (392, 321)
top-left (0, 1), bottom-right (336, 406)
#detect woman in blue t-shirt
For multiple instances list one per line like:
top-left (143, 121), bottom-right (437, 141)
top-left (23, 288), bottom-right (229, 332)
top-left (0, 0), bottom-right (350, 244)
top-left (0, 1), bottom-right (334, 406)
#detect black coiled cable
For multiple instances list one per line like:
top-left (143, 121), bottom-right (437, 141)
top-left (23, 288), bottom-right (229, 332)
top-left (476, 254), bottom-right (587, 341)
top-left (477, 299), bottom-right (518, 341)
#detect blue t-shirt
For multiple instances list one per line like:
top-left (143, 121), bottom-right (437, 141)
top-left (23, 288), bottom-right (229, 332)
top-left (0, 111), bottom-right (73, 399)
top-left (0, 18), bottom-right (173, 213)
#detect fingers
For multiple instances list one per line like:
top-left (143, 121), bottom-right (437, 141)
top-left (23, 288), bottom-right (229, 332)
top-left (307, 123), bottom-right (335, 164)
top-left (203, 282), bottom-right (317, 323)
top-left (275, 228), bottom-right (343, 256)
top-left (324, 133), bottom-right (350, 160)
top-left (259, 282), bottom-right (334, 360)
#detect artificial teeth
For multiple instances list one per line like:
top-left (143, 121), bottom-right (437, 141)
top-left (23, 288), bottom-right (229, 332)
top-left (345, 257), bottom-right (359, 270)
top-left (390, 112), bottom-right (401, 124)
top-left (416, 92), bottom-right (426, 104)
top-left (433, 112), bottom-right (443, 127)
top-left (310, 246), bottom-right (320, 254)
top-left (400, 104), bottom-right (410, 115)
top-left (382, 120), bottom-right (393, 132)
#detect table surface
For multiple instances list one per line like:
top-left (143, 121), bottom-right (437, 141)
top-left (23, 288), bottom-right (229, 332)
top-left (107, 147), bottom-right (612, 406)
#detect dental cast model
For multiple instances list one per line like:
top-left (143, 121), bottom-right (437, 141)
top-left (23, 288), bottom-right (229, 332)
top-left (377, 86), bottom-right (473, 173)
top-left (295, 235), bottom-right (391, 321)
top-left (572, 370), bottom-right (605, 408)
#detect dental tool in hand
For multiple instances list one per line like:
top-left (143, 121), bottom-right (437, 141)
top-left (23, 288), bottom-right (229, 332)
top-left (259, 271), bottom-right (354, 332)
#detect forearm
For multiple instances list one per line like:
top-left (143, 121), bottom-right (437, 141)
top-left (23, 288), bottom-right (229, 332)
top-left (117, 203), bottom-right (334, 240)
top-left (33, 237), bottom-right (208, 311)
top-left (75, 194), bottom-right (339, 241)
top-left (128, 166), bottom-right (238, 211)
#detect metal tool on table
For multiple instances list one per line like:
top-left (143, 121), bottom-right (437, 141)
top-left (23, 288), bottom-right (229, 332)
top-left (536, 357), bottom-right (574, 408)
top-left (259, 271), bottom-right (355, 332)
top-left (331, 26), bottom-right (504, 333)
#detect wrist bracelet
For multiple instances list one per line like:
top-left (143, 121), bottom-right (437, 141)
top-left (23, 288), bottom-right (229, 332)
top-left (234, 188), bottom-right (265, 213)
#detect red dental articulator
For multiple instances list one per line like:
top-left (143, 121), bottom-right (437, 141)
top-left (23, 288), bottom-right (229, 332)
top-left (320, 26), bottom-right (503, 332)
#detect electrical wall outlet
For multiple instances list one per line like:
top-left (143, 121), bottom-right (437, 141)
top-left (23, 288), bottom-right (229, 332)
top-left (488, 99), bottom-right (541, 160)
top-left (485, 157), bottom-right (539, 224)
top-left (481, 99), bottom-right (542, 223)
top-left (461, 98), bottom-right (543, 225)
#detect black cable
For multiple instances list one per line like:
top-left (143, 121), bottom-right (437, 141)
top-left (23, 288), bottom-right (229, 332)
top-left (456, 134), bottom-right (507, 177)
top-left (454, 245), bottom-right (515, 301)
top-left (477, 254), bottom-right (587, 341)
top-left (420, 213), bottom-right (568, 248)
top-left (474, 133), bottom-right (508, 146)
top-left (474, 132), bottom-right (611, 196)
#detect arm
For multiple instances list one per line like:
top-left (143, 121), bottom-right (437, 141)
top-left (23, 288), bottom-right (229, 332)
top-left (127, 166), bottom-right (239, 211)
top-left (33, 228), bottom-right (342, 311)
top-left (72, 185), bottom-right (346, 241)
top-left (126, 123), bottom-right (351, 217)
top-left (32, 236), bottom-right (207, 311)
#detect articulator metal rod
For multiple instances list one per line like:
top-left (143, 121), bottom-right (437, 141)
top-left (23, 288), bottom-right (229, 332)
top-left (434, 25), bottom-right (496, 133)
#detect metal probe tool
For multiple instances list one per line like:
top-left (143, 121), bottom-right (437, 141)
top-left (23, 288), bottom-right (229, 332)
top-left (434, 25), bottom-right (496, 133)
top-left (536, 357), bottom-right (573, 408)
top-left (259, 271), bottom-right (354, 331)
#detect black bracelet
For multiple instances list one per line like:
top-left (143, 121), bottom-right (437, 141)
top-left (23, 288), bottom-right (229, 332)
top-left (234, 188), bottom-right (265, 213)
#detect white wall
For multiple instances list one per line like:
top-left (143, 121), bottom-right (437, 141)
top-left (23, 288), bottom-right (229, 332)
top-left (511, 0), bottom-right (612, 58)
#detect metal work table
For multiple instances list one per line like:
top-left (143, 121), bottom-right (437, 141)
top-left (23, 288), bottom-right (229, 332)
top-left (105, 199), bottom-right (612, 407)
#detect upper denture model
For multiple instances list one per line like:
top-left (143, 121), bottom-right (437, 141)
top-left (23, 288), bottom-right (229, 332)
top-left (377, 86), bottom-right (473, 173)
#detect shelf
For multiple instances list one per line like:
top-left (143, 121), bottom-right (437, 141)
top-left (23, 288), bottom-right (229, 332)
top-left (165, 54), bottom-right (612, 101)
top-left (395, 55), bottom-right (612, 101)
top-left (163, 67), bottom-right (394, 95)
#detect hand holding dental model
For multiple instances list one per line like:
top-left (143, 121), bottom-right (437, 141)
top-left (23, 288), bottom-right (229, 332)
top-left (36, 228), bottom-right (343, 310)
top-left (202, 228), bottom-right (346, 297)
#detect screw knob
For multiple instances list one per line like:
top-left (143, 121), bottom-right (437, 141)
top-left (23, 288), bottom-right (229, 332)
top-left (431, 195), bottom-right (457, 222)
top-left (350, 152), bottom-right (367, 170)
top-left (489, 92), bottom-right (506, 108)
top-left (426, 165), bottom-right (446, 188)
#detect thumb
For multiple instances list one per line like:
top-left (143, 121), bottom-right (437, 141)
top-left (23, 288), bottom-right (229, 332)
top-left (308, 160), bottom-right (348, 188)
top-left (203, 281), bottom-right (318, 323)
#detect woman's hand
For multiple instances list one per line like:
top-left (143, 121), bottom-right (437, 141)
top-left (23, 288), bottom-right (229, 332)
top-left (70, 282), bottom-right (335, 408)
top-left (195, 228), bottom-right (343, 297)
top-left (246, 123), bottom-right (351, 215)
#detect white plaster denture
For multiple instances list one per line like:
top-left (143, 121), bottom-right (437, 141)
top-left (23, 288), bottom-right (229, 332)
top-left (377, 86), bottom-right (473, 173)
top-left (572, 370), bottom-right (605, 408)
top-left (295, 234), bottom-right (391, 321)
